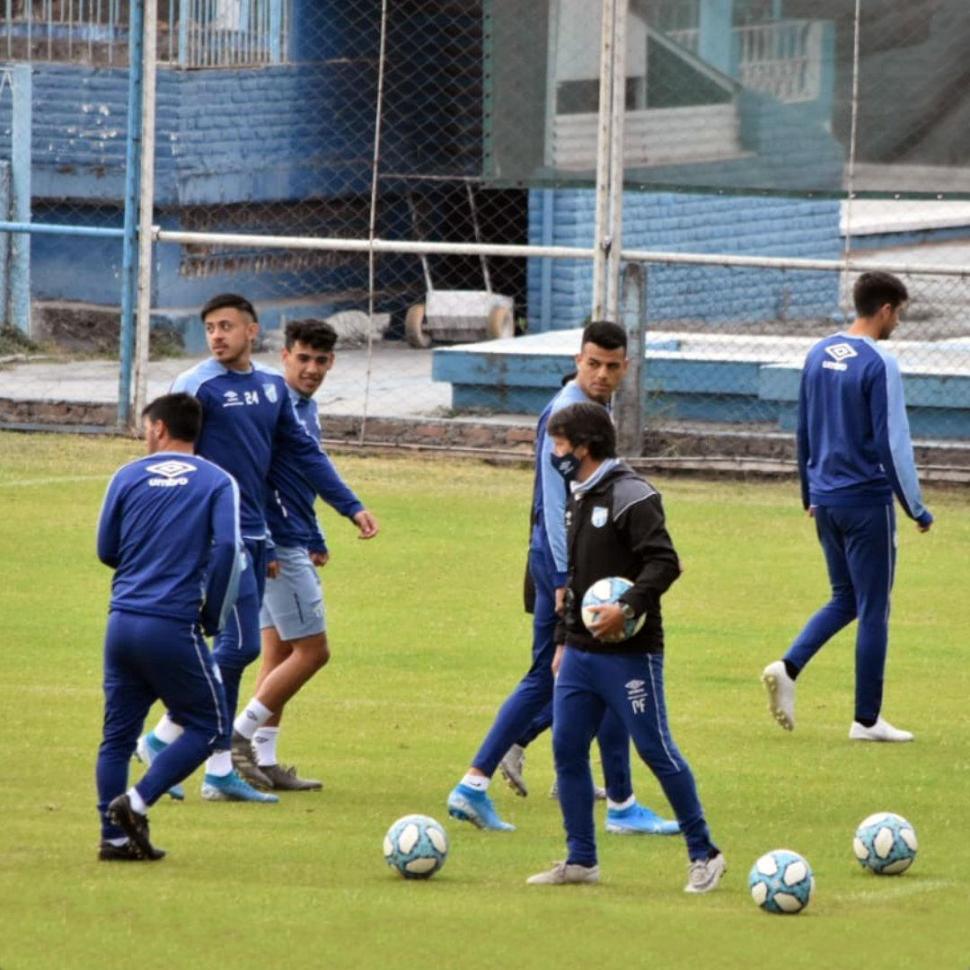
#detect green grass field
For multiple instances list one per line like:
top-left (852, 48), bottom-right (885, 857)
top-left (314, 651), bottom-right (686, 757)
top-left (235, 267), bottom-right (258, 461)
top-left (1, 431), bottom-right (967, 970)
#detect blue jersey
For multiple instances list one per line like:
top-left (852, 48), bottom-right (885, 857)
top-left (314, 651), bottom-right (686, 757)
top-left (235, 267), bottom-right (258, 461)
top-left (530, 380), bottom-right (600, 585)
top-left (797, 333), bottom-right (931, 524)
top-left (172, 359), bottom-right (364, 541)
top-left (96, 452), bottom-right (243, 634)
top-left (266, 383), bottom-right (361, 552)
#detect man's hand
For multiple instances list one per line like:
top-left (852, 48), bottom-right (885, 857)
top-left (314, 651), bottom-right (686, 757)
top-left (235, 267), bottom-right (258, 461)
top-left (554, 586), bottom-right (566, 616)
top-left (310, 550), bottom-right (330, 567)
top-left (585, 603), bottom-right (627, 641)
top-left (551, 644), bottom-right (565, 676)
top-left (353, 510), bottom-right (379, 539)
top-left (916, 520), bottom-right (932, 534)
top-left (267, 558), bottom-right (280, 580)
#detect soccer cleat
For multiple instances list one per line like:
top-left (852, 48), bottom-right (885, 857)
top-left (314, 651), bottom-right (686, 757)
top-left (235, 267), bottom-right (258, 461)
top-left (98, 839), bottom-right (166, 862)
top-left (527, 860), bottom-right (600, 885)
top-left (605, 802), bottom-right (680, 836)
top-left (106, 794), bottom-right (166, 861)
top-left (134, 733), bottom-right (184, 800)
top-left (231, 730), bottom-right (273, 789)
top-left (259, 763), bottom-right (323, 791)
top-left (446, 783), bottom-right (515, 831)
top-left (549, 778), bottom-right (607, 801)
top-left (499, 744), bottom-right (528, 797)
top-left (849, 717), bottom-right (914, 742)
top-left (761, 660), bottom-right (796, 731)
top-left (684, 852), bottom-right (726, 894)
top-left (201, 770), bottom-right (280, 803)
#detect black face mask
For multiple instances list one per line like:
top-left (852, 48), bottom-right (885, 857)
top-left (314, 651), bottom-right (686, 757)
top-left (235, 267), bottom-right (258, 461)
top-left (549, 450), bottom-right (582, 483)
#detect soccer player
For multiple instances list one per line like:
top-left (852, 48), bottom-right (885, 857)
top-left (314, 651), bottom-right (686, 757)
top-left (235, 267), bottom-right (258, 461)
top-left (95, 393), bottom-right (241, 861)
top-left (137, 294), bottom-right (378, 802)
top-left (762, 271), bottom-right (933, 742)
top-left (527, 402), bottom-right (724, 892)
top-left (233, 319), bottom-right (356, 790)
top-left (447, 321), bottom-right (678, 835)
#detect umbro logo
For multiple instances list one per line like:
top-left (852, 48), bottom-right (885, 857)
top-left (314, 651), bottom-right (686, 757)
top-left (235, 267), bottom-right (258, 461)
top-left (825, 343), bottom-right (857, 363)
top-left (146, 460), bottom-right (196, 479)
top-left (146, 459), bottom-right (196, 488)
top-left (625, 680), bottom-right (645, 691)
top-left (223, 390), bottom-right (244, 408)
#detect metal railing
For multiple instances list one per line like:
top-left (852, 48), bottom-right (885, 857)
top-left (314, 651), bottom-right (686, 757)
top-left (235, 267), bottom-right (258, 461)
top-left (667, 19), bottom-right (823, 103)
top-left (1, 0), bottom-right (287, 67)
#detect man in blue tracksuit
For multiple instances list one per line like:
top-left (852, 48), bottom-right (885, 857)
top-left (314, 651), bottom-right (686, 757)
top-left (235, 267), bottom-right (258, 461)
top-left (762, 271), bottom-right (933, 742)
top-left (447, 321), bottom-right (677, 835)
top-left (96, 393), bottom-right (241, 860)
top-left (137, 294), bottom-right (378, 802)
top-left (526, 402), bottom-right (724, 892)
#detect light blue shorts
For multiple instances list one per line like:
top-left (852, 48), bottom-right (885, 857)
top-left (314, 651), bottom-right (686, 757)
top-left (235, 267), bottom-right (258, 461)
top-left (259, 545), bottom-right (326, 641)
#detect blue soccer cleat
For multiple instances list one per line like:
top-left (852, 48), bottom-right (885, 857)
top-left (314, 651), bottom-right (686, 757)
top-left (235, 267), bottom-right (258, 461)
top-left (134, 732), bottom-right (185, 801)
top-left (200, 770), bottom-right (280, 803)
top-left (447, 783), bottom-right (515, 831)
top-left (605, 802), bottom-right (680, 835)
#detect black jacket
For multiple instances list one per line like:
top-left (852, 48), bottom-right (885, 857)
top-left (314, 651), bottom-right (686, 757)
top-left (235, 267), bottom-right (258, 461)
top-left (556, 461), bottom-right (681, 655)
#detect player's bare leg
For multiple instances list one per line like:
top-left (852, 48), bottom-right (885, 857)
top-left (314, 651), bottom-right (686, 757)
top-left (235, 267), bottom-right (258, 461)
top-left (236, 626), bottom-right (330, 790)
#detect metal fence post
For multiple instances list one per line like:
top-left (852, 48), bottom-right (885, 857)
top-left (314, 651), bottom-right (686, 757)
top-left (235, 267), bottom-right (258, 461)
top-left (118, 0), bottom-right (146, 428)
top-left (9, 64), bottom-right (31, 335)
top-left (614, 261), bottom-right (646, 457)
top-left (133, 0), bottom-right (159, 429)
top-left (592, 0), bottom-right (626, 324)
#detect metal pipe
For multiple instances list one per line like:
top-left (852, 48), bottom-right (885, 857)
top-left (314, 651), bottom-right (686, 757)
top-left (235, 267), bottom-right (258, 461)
top-left (117, 0), bottom-right (144, 428)
top-left (149, 229), bottom-right (970, 278)
top-left (9, 64), bottom-right (32, 335)
top-left (0, 221), bottom-right (126, 238)
top-left (591, 0), bottom-right (616, 319)
top-left (133, 0), bottom-right (158, 429)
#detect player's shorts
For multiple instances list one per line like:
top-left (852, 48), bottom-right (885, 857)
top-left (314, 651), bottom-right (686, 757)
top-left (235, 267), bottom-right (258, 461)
top-left (259, 544), bottom-right (326, 640)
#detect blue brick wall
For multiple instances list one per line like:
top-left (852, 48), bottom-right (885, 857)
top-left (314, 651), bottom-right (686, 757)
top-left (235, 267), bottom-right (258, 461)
top-left (527, 190), bottom-right (843, 331)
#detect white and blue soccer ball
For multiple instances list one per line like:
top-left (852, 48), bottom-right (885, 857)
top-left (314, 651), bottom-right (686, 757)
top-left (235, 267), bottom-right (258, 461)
top-left (581, 577), bottom-right (645, 642)
top-left (383, 814), bottom-right (449, 880)
top-left (748, 849), bottom-right (815, 914)
top-left (853, 812), bottom-right (917, 875)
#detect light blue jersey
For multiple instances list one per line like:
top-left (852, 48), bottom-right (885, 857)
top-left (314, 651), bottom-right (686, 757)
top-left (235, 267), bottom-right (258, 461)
top-left (530, 380), bottom-right (600, 585)
top-left (797, 333), bottom-right (931, 524)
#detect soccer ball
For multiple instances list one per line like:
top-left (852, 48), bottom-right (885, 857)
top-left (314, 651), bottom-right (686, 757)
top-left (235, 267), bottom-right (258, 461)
top-left (748, 849), bottom-right (815, 914)
top-left (581, 577), bottom-right (644, 642)
top-left (383, 814), bottom-right (449, 879)
top-left (853, 812), bottom-right (917, 875)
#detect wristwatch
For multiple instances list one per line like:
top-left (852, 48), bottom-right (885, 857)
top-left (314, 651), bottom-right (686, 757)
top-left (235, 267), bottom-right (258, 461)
top-left (619, 602), bottom-right (636, 621)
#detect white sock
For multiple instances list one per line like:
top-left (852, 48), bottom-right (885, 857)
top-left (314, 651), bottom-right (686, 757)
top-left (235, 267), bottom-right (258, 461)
top-left (106, 837), bottom-right (128, 847)
top-left (233, 698), bottom-right (274, 740)
top-left (253, 726), bottom-right (280, 767)
top-left (153, 714), bottom-right (184, 745)
top-left (461, 772), bottom-right (489, 792)
top-left (607, 794), bottom-right (636, 811)
top-left (206, 749), bottom-right (233, 777)
top-left (126, 787), bottom-right (148, 815)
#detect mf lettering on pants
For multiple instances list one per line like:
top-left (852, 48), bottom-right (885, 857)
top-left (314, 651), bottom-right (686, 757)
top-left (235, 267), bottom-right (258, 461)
top-left (625, 679), bottom-right (648, 714)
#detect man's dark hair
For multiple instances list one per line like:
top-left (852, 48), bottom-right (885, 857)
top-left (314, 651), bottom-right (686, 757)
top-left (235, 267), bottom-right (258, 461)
top-left (581, 320), bottom-right (627, 352)
top-left (200, 293), bottom-right (258, 324)
top-left (285, 318), bottom-right (337, 353)
top-left (142, 393), bottom-right (203, 444)
top-left (853, 272), bottom-right (908, 318)
top-left (547, 402), bottom-right (616, 460)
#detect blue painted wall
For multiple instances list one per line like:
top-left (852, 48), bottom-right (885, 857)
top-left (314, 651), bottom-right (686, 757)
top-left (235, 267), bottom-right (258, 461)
top-left (527, 189), bottom-right (843, 331)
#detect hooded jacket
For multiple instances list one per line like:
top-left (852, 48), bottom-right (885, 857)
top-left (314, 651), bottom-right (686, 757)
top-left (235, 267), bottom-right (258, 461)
top-left (556, 460), bottom-right (681, 655)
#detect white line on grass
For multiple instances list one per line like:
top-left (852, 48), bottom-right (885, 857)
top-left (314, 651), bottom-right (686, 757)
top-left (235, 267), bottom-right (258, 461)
top-left (0, 474), bottom-right (110, 488)
top-left (837, 878), bottom-right (954, 905)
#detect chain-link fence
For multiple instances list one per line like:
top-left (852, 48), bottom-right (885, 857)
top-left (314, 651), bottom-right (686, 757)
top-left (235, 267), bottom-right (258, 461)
top-left (3, 0), bottom-right (970, 463)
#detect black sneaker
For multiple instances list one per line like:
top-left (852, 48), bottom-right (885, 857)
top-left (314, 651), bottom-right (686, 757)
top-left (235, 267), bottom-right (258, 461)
top-left (231, 730), bottom-right (273, 789)
top-left (98, 839), bottom-right (166, 862)
top-left (106, 794), bottom-right (166, 861)
top-left (260, 763), bottom-right (323, 791)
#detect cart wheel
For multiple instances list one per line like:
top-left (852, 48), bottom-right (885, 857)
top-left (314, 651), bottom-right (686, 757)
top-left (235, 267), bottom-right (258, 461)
top-left (405, 303), bottom-right (431, 348)
top-left (486, 305), bottom-right (514, 341)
